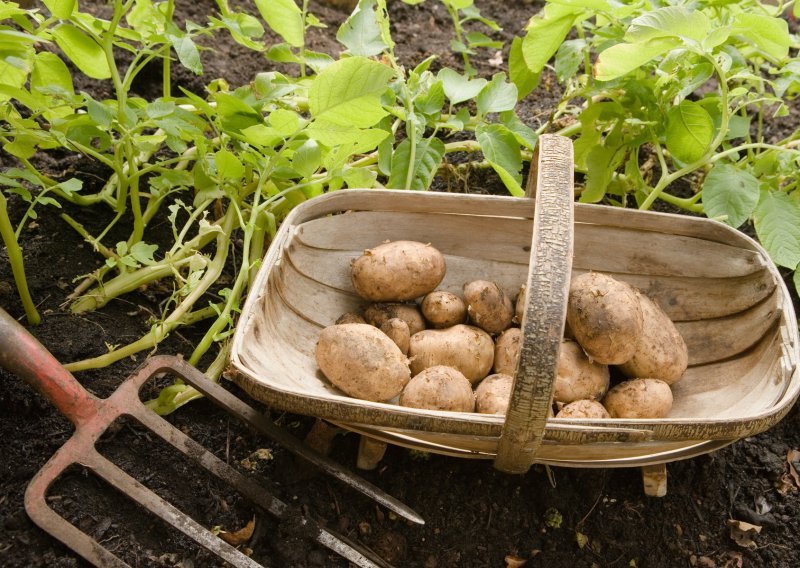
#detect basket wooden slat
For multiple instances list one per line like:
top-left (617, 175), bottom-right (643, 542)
top-left (230, 134), bottom-right (800, 472)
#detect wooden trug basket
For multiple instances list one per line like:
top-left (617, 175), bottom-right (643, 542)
top-left (230, 135), bottom-right (800, 494)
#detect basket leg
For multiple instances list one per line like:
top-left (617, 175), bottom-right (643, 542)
top-left (303, 419), bottom-right (341, 456)
top-left (357, 436), bottom-right (387, 471)
top-left (641, 464), bottom-right (668, 497)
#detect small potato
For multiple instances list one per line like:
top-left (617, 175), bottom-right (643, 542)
top-left (603, 378), bottom-right (673, 419)
top-left (364, 303), bottom-right (426, 336)
top-left (421, 291), bottom-right (467, 329)
top-left (335, 312), bottom-right (366, 325)
top-left (351, 241), bottom-right (446, 302)
top-left (566, 272), bottom-right (643, 365)
top-left (493, 328), bottom-right (521, 375)
top-left (400, 366), bottom-right (475, 412)
top-left (618, 291), bottom-right (688, 385)
top-left (555, 399), bottom-right (610, 419)
top-left (474, 373), bottom-right (513, 415)
top-left (315, 324), bottom-right (410, 402)
top-left (408, 324), bottom-right (494, 384)
top-left (380, 318), bottom-right (410, 355)
top-left (463, 280), bottom-right (514, 334)
top-left (554, 339), bottom-right (610, 403)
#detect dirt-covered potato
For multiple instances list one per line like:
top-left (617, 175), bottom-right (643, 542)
top-left (408, 324), bottom-right (494, 384)
top-left (421, 291), bottom-right (467, 329)
top-left (399, 366), bottom-right (475, 412)
top-left (554, 339), bottom-right (610, 403)
top-left (602, 378), bottom-right (673, 419)
top-left (514, 285), bottom-right (526, 325)
top-left (315, 323), bottom-right (410, 402)
top-left (566, 272), bottom-right (643, 365)
top-left (335, 312), bottom-right (366, 325)
top-left (493, 328), bottom-right (521, 375)
top-left (555, 399), bottom-right (610, 419)
top-left (351, 241), bottom-right (446, 302)
top-left (474, 373), bottom-right (513, 415)
top-left (380, 318), bottom-right (410, 355)
top-left (364, 303), bottom-right (426, 336)
top-left (618, 291), bottom-right (688, 385)
top-left (463, 280), bottom-right (514, 334)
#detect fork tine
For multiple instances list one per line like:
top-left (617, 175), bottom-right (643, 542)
top-left (130, 405), bottom-right (393, 568)
top-left (88, 450), bottom-right (264, 568)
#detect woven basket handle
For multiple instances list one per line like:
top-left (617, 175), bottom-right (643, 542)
top-left (493, 134), bottom-right (574, 473)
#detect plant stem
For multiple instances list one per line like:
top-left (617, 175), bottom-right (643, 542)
top-left (0, 193), bottom-right (40, 324)
top-left (164, 0), bottom-right (175, 98)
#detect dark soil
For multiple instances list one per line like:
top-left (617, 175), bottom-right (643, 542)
top-left (2, 1), bottom-right (800, 567)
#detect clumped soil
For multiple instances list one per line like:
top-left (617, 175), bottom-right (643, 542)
top-left (2, 1), bottom-right (800, 567)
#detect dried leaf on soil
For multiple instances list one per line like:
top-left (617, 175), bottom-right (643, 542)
top-left (787, 449), bottom-right (800, 487)
top-left (504, 554), bottom-right (527, 568)
top-left (727, 519), bottom-right (762, 549)
top-left (218, 517), bottom-right (256, 546)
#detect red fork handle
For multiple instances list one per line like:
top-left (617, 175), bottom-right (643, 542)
top-left (0, 307), bottom-right (99, 425)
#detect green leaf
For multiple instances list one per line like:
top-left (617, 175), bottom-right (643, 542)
top-left (476, 73), bottom-right (517, 115)
top-left (594, 37), bottom-right (679, 81)
top-left (43, 0), bottom-right (76, 19)
top-left (215, 149), bottom-right (245, 180)
top-left (387, 137), bottom-right (445, 190)
top-left (31, 52), bottom-right (73, 95)
top-left (255, 0), bottom-right (304, 47)
top-left (168, 33), bottom-right (203, 75)
top-left (665, 100), bottom-right (714, 164)
top-left (437, 68), bottom-right (486, 105)
top-left (701, 163), bottom-right (759, 228)
top-left (52, 24), bottom-right (111, 80)
top-left (521, 8), bottom-right (575, 73)
top-left (306, 120), bottom-right (388, 153)
top-left (129, 241), bottom-right (158, 266)
top-left (581, 143), bottom-right (624, 203)
top-left (625, 7), bottom-right (711, 43)
top-left (415, 80), bottom-right (444, 116)
top-left (754, 191), bottom-right (800, 270)
top-left (269, 108), bottom-right (301, 136)
top-left (475, 123), bottom-right (523, 197)
top-left (337, 0), bottom-right (387, 57)
top-left (215, 93), bottom-right (263, 133)
top-left (292, 140), bottom-right (322, 178)
top-left (342, 166), bottom-right (377, 189)
top-left (508, 36), bottom-right (539, 99)
top-left (732, 13), bottom-right (790, 61)
top-left (308, 56), bottom-right (393, 128)
top-left (499, 110), bottom-right (538, 150)
top-left (554, 38), bottom-right (586, 82)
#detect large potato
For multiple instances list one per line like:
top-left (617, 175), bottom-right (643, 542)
top-left (463, 280), bottom-right (514, 334)
top-left (351, 241), bottom-right (446, 302)
top-left (408, 324), bottom-right (494, 384)
top-left (493, 328), bottom-right (521, 375)
top-left (364, 303), bottom-right (426, 336)
top-left (421, 291), bottom-right (467, 329)
top-left (602, 378), bottom-right (673, 419)
top-left (474, 373), bottom-right (513, 415)
top-left (566, 272), bottom-right (643, 365)
top-left (618, 291), bottom-right (688, 385)
top-left (399, 366), bottom-right (475, 412)
top-left (555, 399), bottom-right (610, 419)
top-left (315, 323), bottom-right (410, 402)
top-left (554, 339), bottom-right (610, 403)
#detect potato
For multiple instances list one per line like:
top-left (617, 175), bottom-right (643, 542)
top-left (351, 241), bottom-right (446, 302)
top-left (618, 291), bottom-right (688, 385)
top-left (554, 339), bottom-right (610, 403)
top-left (380, 318), bottom-right (410, 355)
top-left (399, 366), bottom-right (475, 412)
top-left (514, 284), bottom-right (526, 325)
top-left (602, 378), bottom-right (673, 419)
top-left (474, 373), bottom-right (513, 415)
top-left (555, 399), bottom-right (610, 419)
top-left (421, 291), bottom-right (467, 329)
top-left (463, 280), bottom-right (514, 334)
top-left (315, 323), bottom-right (410, 402)
top-left (493, 328), bottom-right (521, 375)
top-left (566, 272), bottom-right (643, 365)
top-left (335, 312), bottom-right (366, 325)
top-left (408, 324), bottom-right (494, 384)
top-left (364, 303), bottom-right (426, 336)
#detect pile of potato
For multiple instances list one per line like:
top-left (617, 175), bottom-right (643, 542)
top-left (315, 241), bottom-right (688, 420)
